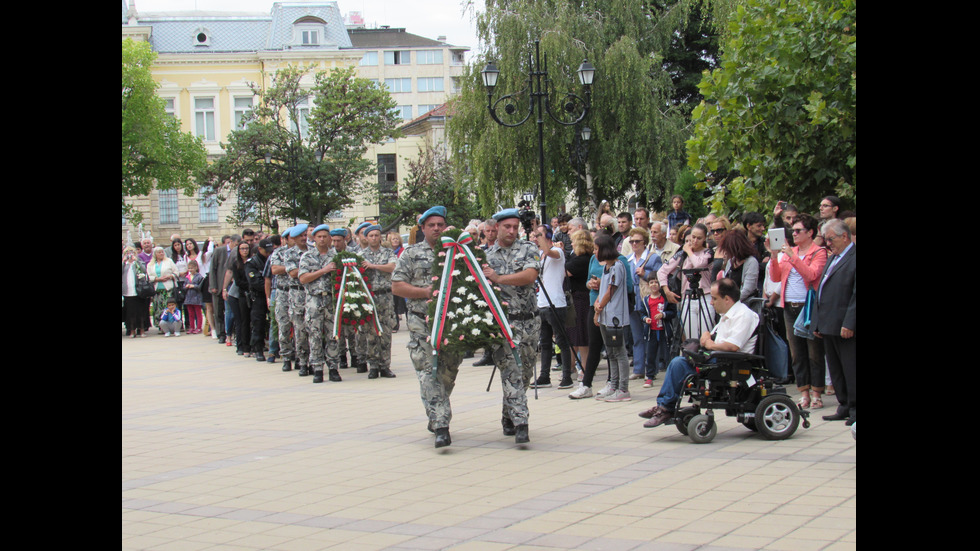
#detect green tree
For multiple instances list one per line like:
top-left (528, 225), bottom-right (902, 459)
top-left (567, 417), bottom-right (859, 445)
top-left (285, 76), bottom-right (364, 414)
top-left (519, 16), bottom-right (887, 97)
top-left (199, 65), bottom-right (400, 228)
top-left (686, 0), bottom-right (856, 216)
top-left (377, 145), bottom-right (482, 233)
top-left (122, 38), bottom-right (208, 225)
top-left (449, 0), bottom-right (713, 219)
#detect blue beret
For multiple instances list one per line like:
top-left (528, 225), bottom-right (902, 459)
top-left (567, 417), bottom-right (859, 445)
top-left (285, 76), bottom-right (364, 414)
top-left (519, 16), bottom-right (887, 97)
top-left (329, 228), bottom-right (347, 237)
top-left (418, 206), bottom-right (447, 225)
top-left (281, 226), bottom-right (294, 238)
top-left (289, 224), bottom-right (308, 238)
top-left (355, 222), bottom-right (371, 234)
top-left (312, 224), bottom-right (331, 236)
top-left (365, 224), bottom-right (382, 234)
top-left (493, 208), bottom-right (520, 222)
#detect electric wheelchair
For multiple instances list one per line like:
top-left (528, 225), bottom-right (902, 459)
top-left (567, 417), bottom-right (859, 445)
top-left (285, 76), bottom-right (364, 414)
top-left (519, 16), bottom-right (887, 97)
top-left (668, 298), bottom-right (811, 444)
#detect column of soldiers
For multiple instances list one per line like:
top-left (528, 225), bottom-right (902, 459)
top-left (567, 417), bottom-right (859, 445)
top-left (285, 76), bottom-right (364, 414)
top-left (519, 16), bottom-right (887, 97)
top-left (268, 223), bottom-right (397, 384)
top-left (263, 205), bottom-right (544, 450)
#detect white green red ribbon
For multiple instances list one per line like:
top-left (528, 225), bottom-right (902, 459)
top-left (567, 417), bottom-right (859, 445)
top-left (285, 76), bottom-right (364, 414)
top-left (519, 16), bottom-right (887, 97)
top-left (429, 231), bottom-right (520, 369)
top-left (333, 257), bottom-right (384, 339)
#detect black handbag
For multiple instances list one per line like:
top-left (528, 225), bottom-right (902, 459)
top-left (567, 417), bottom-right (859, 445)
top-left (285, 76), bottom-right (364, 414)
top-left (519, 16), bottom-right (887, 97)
top-left (135, 273), bottom-right (155, 299)
top-left (600, 317), bottom-right (626, 349)
top-left (171, 275), bottom-right (187, 303)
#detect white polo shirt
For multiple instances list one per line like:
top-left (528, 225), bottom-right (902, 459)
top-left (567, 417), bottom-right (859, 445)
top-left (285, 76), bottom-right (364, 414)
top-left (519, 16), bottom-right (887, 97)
top-left (714, 300), bottom-right (759, 353)
top-left (537, 246), bottom-right (567, 308)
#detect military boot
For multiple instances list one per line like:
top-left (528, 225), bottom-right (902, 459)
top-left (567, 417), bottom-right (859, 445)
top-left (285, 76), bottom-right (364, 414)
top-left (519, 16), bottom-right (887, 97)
top-left (312, 369), bottom-right (324, 383)
top-left (434, 427), bottom-right (451, 448)
top-left (501, 416), bottom-right (516, 436)
top-left (515, 424), bottom-right (530, 444)
top-left (281, 359), bottom-right (292, 372)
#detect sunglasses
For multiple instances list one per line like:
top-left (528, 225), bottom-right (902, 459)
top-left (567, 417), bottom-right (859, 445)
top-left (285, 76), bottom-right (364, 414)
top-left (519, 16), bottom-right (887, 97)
top-left (629, 239), bottom-right (643, 244)
top-left (710, 228), bottom-right (726, 234)
top-left (791, 228), bottom-right (807, 234)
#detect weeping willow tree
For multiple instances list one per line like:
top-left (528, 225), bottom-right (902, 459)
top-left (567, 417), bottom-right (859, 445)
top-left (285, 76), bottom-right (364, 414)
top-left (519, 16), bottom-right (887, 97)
top-left (449, 0), bottom-right (715, 218)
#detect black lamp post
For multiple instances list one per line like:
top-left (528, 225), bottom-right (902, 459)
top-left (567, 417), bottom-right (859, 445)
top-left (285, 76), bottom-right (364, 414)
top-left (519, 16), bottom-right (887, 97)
top-left (481, 41), bottom-right (595, 224)
top-left (570, 125), bottom-right (591, 217)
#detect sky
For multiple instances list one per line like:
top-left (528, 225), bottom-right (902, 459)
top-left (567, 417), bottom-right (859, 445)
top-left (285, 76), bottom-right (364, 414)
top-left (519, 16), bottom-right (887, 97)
top-left (132, 0), bottom-right (486, 61)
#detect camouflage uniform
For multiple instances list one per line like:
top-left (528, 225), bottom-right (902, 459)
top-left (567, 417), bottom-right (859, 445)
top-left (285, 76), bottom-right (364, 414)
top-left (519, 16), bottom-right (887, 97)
top-left (269, 245), bottom-right (293, 362)
top-left (298, 247), bottom-right (340, 374)
top-left (392, 239), bottom-right (463, 430)
top-left (360, 246), bottom-right (398, 372)
top-left (485, 239), bottom-right (541, 427)
top-left (284, 245), bottom-right (311, 371)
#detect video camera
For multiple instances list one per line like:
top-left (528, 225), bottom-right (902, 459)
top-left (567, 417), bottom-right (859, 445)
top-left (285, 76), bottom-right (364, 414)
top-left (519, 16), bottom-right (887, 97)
top-left (516, 199), bottom-right (537, 235)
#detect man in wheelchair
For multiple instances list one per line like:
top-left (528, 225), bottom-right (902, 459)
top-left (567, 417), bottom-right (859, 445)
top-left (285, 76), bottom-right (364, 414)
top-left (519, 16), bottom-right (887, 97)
top-left (640, 278), bottom-right (758, 428)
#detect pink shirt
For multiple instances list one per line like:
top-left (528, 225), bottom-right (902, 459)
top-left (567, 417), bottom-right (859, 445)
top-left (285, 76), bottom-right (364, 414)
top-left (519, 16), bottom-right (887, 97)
top-left (768, 243), bottom-right (827, 308)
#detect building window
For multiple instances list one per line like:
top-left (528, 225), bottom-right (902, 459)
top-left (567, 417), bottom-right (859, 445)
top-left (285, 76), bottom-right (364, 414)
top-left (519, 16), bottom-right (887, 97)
top-left (360, 52), bottom-right (378, 66)
top-left (417, 50), bottom-right (443, 64)
top-left (159, 188), bottom-right (179, 225)
top-left (302, 30), bottom-right (319, 45)
top-left (418, 104), bottom-right (439, 116)
top-left (199, 187), bottom-right (218, 224)
top-left (384, 78), bottom-right (412, 93)
top-left (452, 51), bottom-right (465, 65)
top-left (384, 50), bottom-right (411, 65)
top-left (194, 97), bottom-right (216, 141)
top-left (378, 154), bottom-right (398, 221)
top-left (234, 97), bottom-right (253, 130)
top-left (164, 98), bottom-right (176, 118)
top-left (392, 105), bottom-right (412, 120)
top-left (417, 77), bottom-right (444, 92)
top-left (291, 97), bottom-right (310, 139)
top-left (193, 27), bottom-right (211, 47)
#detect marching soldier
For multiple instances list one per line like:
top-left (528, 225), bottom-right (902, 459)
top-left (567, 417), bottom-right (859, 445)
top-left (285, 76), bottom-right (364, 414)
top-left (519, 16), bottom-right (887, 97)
top-left (359, 224), bottom-right (397, 379)
top-left (298, 225), bottom-right (342, 383)
top-left (481, 208), bottom-right (541, 444)
top-left (284, 224), bottom-right (311, 377)
top-left (392, 206), bottom-right (463, 448)
top-left (269, 227), bottom-right (295, 371)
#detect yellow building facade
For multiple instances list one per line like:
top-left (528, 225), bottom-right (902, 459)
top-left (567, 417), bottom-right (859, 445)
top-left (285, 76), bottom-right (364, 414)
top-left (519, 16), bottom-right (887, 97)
top-left (122, 0), bottom-right (466, 245)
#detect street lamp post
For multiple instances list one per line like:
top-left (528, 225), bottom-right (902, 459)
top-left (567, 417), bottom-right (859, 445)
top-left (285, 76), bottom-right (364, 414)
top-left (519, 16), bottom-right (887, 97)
top-left (570, 126), bottom-right (591, 217)
top-left (481, 40), bottom-right (595, 224)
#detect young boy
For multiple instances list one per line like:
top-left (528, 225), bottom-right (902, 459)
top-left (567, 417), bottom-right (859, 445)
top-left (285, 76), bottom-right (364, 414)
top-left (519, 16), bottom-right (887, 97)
top-left (159, 298), bottom-right (183, 337)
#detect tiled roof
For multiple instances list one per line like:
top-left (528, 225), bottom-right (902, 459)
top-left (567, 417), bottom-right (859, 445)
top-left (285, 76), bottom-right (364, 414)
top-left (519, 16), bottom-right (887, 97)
top-left (349, 28), bottom-right (448, 49)
top-left (129, 1), bottom-right (352, 54)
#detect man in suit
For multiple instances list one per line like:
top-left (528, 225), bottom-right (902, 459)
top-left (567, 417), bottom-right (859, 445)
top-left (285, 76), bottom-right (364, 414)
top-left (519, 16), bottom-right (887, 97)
top-left (208, 235), bottom-right (233, 343)
top-left (811, 219), bottom-right (856, 425)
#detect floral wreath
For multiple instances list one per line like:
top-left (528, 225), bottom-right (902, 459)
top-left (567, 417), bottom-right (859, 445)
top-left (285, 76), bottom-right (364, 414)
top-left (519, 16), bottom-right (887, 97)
top-left (332, 250), bottom-right (383, 337)
top-left (426, 229), bottom-right (521, 368)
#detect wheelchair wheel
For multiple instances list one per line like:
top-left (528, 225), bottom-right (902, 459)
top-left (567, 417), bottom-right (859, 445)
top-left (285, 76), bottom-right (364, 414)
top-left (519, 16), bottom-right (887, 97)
top-left (687, 414), bottom-right (717, 444)
top-left (754, 395), bottom-right (800, 440)
top-left (675, 407), bottom-right (698, 436)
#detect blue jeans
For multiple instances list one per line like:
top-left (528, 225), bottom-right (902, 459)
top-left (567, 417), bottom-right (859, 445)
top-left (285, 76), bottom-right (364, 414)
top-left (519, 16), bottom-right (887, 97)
top-left (644, 329), bottom-right (666, 380)
top-left (656, 356), bottom-right (696, 412)
top-left (225, 297), bottom-right (236, 338)
top-left (630, 310), bottom-right (647, 375)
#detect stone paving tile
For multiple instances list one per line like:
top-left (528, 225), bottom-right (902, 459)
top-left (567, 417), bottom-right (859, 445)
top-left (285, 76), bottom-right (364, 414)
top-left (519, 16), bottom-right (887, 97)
top-left (123, 328), bottom-right (856, 550)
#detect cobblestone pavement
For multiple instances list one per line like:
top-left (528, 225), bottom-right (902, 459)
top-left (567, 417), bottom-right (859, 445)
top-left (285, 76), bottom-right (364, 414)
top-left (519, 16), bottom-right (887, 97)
top-left (123, 326), bottom-right (855, 550)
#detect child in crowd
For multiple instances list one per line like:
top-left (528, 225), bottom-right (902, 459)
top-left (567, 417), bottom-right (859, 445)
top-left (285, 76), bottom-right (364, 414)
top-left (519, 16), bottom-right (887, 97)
top-left (593, 234), bottom-right (632, 402)
top-left (159, 298), bottom-right (183, 337)
top-left (642, 279), bottom-right (674, 388)
top-left (183, 260), bottom-right (205, 334)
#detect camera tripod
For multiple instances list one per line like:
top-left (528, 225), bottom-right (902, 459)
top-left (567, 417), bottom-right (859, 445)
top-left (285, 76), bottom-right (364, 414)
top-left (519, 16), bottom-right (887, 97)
top-left (670, 268), bottom-right (715, 356)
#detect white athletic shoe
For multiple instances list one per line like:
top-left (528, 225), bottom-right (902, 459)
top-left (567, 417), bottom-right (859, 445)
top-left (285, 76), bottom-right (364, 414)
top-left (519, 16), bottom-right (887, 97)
top-left (568, 383), bottom-right (593, 399)
top-left (604, 389), bottom-right (632, 402)
top-left (594, 383), bottom-right (616, 400)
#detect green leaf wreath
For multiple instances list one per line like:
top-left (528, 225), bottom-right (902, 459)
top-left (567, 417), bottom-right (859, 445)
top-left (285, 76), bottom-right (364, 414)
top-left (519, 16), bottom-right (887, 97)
top-left (332, 250), bottom-right (378, 331)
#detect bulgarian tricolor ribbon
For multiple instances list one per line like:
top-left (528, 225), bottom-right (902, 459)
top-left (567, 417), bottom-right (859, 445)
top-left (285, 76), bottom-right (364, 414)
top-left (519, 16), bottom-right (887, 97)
top-left (333, 257), bottom-right (384, 339)
top-left (429, 231), bottom-right (521, 370)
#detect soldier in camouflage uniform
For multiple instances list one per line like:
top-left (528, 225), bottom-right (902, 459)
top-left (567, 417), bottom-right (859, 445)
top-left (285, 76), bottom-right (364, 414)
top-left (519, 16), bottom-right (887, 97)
top-left (359, 225), bottom-right (398, 379)
top-left (298, 225), bottom-right (342, 383)
top-left (284, 224), bottom-right (312, 376)
top-left (392, 206), bottom-right (463, 448)
top-left (269, 229), bottom-right (295, 371)
top-left (482, 208), bottom-right (541, 445)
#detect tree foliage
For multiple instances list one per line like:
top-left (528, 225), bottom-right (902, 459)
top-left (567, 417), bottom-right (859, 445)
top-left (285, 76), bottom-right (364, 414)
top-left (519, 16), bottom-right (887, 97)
top-left (686, 0), bottom-right (856, 216)
top-left (377, 145), bottom-right (482, 233)
top-left (449, 0), bottom-right (714, 219)
top-left (198, 65), bottom-right (400, 229)
top-left (122, 38), bottom-right (208, 224)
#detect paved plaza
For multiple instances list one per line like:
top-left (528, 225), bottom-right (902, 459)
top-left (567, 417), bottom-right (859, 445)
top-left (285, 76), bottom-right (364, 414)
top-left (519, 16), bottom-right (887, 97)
top-left (122, 328), bottom-right (856, 550)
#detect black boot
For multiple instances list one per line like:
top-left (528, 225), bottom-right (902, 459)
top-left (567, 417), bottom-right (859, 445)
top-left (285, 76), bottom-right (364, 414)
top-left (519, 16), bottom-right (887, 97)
top-left (434, 427), bottom-right (451, 448)
top-left (515, 424), bottom-right (530, 444)
top-left (328, 369), bottom-right (342, 382)
top-left (501, 416), bottom-right (516, 436)
top-left (282, 359), bottom-right (292, 372)
top-left (339, 355), bottom-right (349, 369)
top-left (298, 365), bottom-right (309, 376)
top-left (379, 368), bottom-right (396, 378)
top-left (254, 352), bottom-right (266, 362)
top-left (313, 370), bottom-right (324, 383)
top-left (368, 368), bottom-right (379, 379)
top-left (473, 349), bottom-right (492, 367)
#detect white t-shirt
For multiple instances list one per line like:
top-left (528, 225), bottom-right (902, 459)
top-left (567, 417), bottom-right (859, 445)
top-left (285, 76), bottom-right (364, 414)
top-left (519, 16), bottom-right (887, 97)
top-left (536, 246), bottom-right (567, 308)
top-left (714, 301), bottom-right (759, 353)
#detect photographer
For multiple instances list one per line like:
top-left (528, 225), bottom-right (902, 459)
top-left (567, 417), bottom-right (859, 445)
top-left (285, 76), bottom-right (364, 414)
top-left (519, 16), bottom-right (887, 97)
top-left (656, 224), bottom-right (715, 339)
top-left (529, 224), bottom-right (573, 390)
